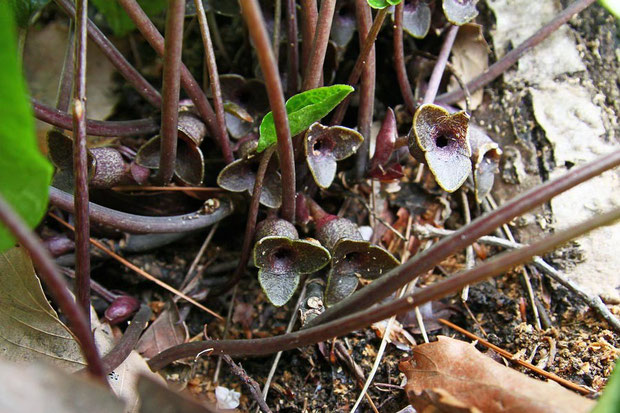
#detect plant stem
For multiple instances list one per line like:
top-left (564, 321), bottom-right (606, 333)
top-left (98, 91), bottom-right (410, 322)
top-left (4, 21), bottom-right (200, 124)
top-left (55, 23), bottom-right (74, 113)
top-left (194, 0), bottom-right (230, 174)
top-left (54, 0), bottom-right (162, 108)
top-left (273, 0), bottom-right (282, 63)
top-left (423, 24), bottom-right (458, 105)
top-left (32, 99), bottom-right (160, 136)
top-left (393, 2), bottom-right (415, 114)
top-left (330, 6), bottom-right (387, 126)
top-left (302, 0), bottom-right (336, 90)
top-left (148, 207), bottom-right (620, 364)
top-left (48, 186), bottom-right (233, 233)
top-left (306, 149), bottom-right (620, 327)
top-left (300, 0), bottom-right (317, 71)
top-left (241, 0), bottom-right (296, 222)
top-left (118, 0), bottom-right (234, 163)
top-left (206, 10), bottom-right (232, 67)
top-left (354, 0), bottom-right (376, 179)
top-left (72, 0), bottom-right (91, 328)
top-left (221, 146), bottom-right (276, 293)
top-left (156, 0), bottom-right (185, 185)
top-left (436, 0), bottom-right (597, 105)
top-left (286, 0), bottom-right (299, 96)
top-left (0, 195), bottom-right (106, 383)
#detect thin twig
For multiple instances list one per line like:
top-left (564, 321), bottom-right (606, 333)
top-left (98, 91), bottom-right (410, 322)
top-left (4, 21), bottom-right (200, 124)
top-left (241, 0), bottom-right (296, 222)
top-left (438, 318), bottom-right (592, 395)
top-left (221, 355), bottom-right (273, 413)
top-left (54, 0), bottom-right (162, 107)
top-left (32, 99), bottom-right (159, 136)
top-left (72, 0), bottom-right (91, 327)
top-left (272, 0), bottom-right (282, 63)
top-left (147, 207), bottom-right (620, 366)
top-left (330, 6), bottom-right (387, 126)
top-left (212, 285), bottom-right (237, 384)
top-left (353, 0), bottom-right (376, 179)
top-left (156, 0), bottom-right (185, 185)
top-left (49, 213), bottom-right (224, 320)
top-left (259, 282), bottom-right (307, 406)
top-left (195, 0), bottom-right (231, 167)
top-left (302, 0), bottom-right (336, 90)
top-left (299, 0), bottom-right (317, 70)
top-left (413, 224), bottom-right (620, 332)
top-left (286, 0), bottom-right (299, 96)
top-left (117, 0), bottom-right (234, 163)
top-left (393, 2), bottom-right (415, 114)
top-left (55, 22), bottom-right (74, 113)
top-left (436, 0), bottom-right (597, 105)
top-left (423, 24), bottom-right (458, 104)
top-left (206, 10), bottom-right (232, 67)
top-left (0, 196), bottom-right (106, 383)
top-left (180, 222), bottom-right (219, 291)
top-left (485, 195), bottom-right (541, 329)
top-left (460, 190), bottom-right (475, 301)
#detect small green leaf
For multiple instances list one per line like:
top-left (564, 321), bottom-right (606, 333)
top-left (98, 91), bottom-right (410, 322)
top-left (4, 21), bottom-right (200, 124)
top-left (0, 2), bottom-right (53, 252)
top-left (8, 0), bottom-right (50, 28)
top-left (367, 0), bottom-right (401, 9)
top-left (90, 0), bottom-right (167, 37)
top-left (257, 85), bottom-right (354, 152)
top-left (592, 363), bottom-right (620, 413)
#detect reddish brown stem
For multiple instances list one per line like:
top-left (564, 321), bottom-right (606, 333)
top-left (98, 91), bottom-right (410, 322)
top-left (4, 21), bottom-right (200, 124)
top-left (307, 149), bottom-right (620, 326)
top-left (156, 0), bottom-right (185, 185)
top-left (354, 0), bottom-right (376, 179)
top-left (54, 0), bottom-right (162, 107)
top-left (330, 6), bottom-right (387, 126)
top-left (55, 23), bottom-right (74, 113)
top-left (241, 0), bottom-right (296, 222)
top-left (436, 0), bottom-right (597, 105)
top-left (195, 0), bottom-right (230, 169)
top-left (117, 0), bottom-right (234, 163)
top-left (72, 0), bottom-right (91, 327)
top-left (393, 2), bottom-right (415, 114)
top-left (286, 0), bottom-right (299, 96)
top-left (302, 0), bottom-right (336, 90)
top-left (423, 24), bottom-right (458, 104)
top-left (32, 99), bottom-right (159, 136)
top-left (148, 206), bottom-right (619, 365)
top-left (300, 0), bottom-right (318, 73)
top-left (0, 195), bottom-right (106, 383)
top-left (221, 146), bottom-right (276, 292)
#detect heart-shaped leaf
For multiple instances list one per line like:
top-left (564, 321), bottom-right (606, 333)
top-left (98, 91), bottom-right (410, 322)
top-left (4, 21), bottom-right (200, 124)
top-left (442, 0), bottom-right (478, 26)
top-left (0, 2), bottom-right (53, 251)
top-left (257, 84), bottom-right (354, 152)
top-left (397, 0), bottom-right (431, 39)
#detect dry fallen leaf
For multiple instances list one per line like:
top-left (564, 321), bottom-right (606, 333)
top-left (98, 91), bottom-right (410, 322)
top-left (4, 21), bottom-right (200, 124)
top-left (0, 359), bottom-right (124, 413)
top-left (447, 24), bottom-right (489, 111)
top-left (136, 300), bottom-right (189, 359)
top-left (399, 336), bottom-right (595, 413)
top-left (0, 247), bottom-right (86, 370)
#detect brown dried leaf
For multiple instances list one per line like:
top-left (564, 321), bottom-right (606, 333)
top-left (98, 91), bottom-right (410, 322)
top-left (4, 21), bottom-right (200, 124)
top-left (447, 24), bottom-right (490, 110)
top-left (136, 301), bottom-right (188, 359)
top-left (399, 336), bottom-right (595, 413)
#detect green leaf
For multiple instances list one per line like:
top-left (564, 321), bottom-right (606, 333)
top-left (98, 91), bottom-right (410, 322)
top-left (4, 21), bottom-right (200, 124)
top-left (367, 0), bottom-right (401, 9)
top-left (598, 0), bottom-right (620, 19)
top-left (0, 2), bottom-right (53, 252)
top-left (592, 363), bottom-right (620, 413)
top-left (90, 0), bottom-right (167, 37)
top-left (257, 85), bottom-right (354, 152)
top-left (8, 0), bottom-right (50, 28)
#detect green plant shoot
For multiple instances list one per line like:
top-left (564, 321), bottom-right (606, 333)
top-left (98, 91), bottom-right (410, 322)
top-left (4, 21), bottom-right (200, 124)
top-left (257, 85), bottom-right (354, 153)
top-left (367, 0), bottom-right (402, 9)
